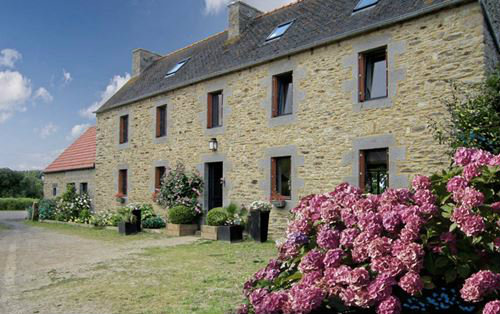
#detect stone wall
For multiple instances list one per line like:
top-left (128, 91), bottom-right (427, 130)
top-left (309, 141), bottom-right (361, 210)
top-left (482, 0), bottom-right (500, 72)
top-left (44, 169), bottom-right (96, 202)
top-left (96, 3), bottom-right (490, 239)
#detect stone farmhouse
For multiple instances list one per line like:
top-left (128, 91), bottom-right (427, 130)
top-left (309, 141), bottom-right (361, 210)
top-left (44, 126), bottom-right (96, 202)
top-left (83, 0), bottom-right (497, 238)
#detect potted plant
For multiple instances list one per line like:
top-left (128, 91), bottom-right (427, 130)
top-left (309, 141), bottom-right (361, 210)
top-left (217, 203), bottom-right (247, 243)
top-left (126, 203), bottom-right (144, 232)
top-left (115, 192), bottom-right (126, 204)
top-left (117, 207), bottom-right (137, 235)
top-left (248, 201), bottom-right (272, 242)
top-left (201, 207), bottom-right (229, 240)
top-left (166, 205), bottom-right (199, 236)
top-left (270, 193), bottom-right (287, 208)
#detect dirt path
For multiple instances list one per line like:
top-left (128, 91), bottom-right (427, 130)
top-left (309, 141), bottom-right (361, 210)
top-left (0, 211), bottom-right (198, 314)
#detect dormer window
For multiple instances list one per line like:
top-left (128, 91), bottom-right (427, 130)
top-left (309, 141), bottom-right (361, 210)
top-left (266, 21), bottom-right (294, 42)
top-left (353, 0), bottom-right (378, 12)
top-left (165, 59), bottom-right (189, 77)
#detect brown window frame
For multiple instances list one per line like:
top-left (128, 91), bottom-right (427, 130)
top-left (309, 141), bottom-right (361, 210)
top-left (118, 169), bottom-right (128, 196)
top-left (156, 105), bottom-right (167, 138)
top-left (207, 90), bottom-right (223, 129)
top-left (271, 156), bottom-right (292, 200)
top-left (359, 148), bottom-right (389, 194)
top-left (119, 115), bottom-right (129, 144)
top-left (155, 166), bottom-right (166, 190)
top-left (272, 72), bottom-right (293, 117)
top-left (358, 46), bottom-right (388, 103)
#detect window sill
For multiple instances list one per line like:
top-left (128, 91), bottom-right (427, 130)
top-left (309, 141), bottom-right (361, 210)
top-left (361, 95), bottom-right (388, 102)
top-left (354, 96), bottom-right (392, 111)
top-left (118, 142), bottom-right (130, 150)
top-left (272, 113), bottom-right (293, 118)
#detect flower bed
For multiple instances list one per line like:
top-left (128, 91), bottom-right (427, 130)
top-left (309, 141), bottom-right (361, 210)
top-left (237, 148), bottom-right (500, 314)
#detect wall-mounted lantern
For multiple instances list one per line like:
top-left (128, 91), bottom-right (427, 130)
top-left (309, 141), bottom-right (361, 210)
top-left (209, 138), bottom-right (218, 152)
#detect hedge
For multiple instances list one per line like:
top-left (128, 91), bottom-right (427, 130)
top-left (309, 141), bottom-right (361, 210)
top-left (0, 198), bottom-right (38, 211)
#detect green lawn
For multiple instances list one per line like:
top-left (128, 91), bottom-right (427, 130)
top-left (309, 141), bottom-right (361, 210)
top-left (25, 220), bottom-right (165, 243)
top-left (23, 222), bottom-right (276, 314)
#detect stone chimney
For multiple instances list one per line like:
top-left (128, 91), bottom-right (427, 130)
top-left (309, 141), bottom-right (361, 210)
top-left (227, 1), bottom-right (262, 41)
top-left (132, 48), bottom-right (161, 77)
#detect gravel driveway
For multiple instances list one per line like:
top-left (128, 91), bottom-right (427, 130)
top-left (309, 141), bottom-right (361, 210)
top-left (0, 211), bottom-right (197, 314)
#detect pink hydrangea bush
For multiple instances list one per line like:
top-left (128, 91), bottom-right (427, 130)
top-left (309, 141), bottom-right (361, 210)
top-left (237, 148), bottom-right (500, 314)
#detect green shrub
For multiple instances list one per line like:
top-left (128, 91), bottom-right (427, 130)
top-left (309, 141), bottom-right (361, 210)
top-left (167, 205), bottom-right (197, 224)
top-left (142, 216), bottom-right (166, 229)
top-left (430, 68), bottom-right (500, 155)
top-left (117, 206), bottom-right (137, 224)
top-left (54, 187), bottom-right (92, 223)
top-left (39, 199), bottom-right (57, 220)
top-left (0, 198), bottom-right (37, 211)
top-left (157, 164), bottom-right (204, 213)
top-left (207, 207), bottom-right (228, 226)
top-left (90, 209), bottom-right (121, 227)
top-left (127, 203), bottom-right (156, 220)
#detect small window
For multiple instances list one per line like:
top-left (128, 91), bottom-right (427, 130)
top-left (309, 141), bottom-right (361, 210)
top-left (156, 105), bottom-right (167, 138)
top-left (272, 72), bottom-right (293, 117)
top-left (119, 169), bottom-right (128, 196)
top-left (155, 166), bottom-right (166, 190)
top-left (165, 59), bottom-right (189, 77)
top-left (271, 156), bottom-right (291, 199)
top-left (354, 0), bottom-right (378, 12)
top-left (359, 47), bottom-right (387, 102)
top-left (266, 21), bottom-right (294, 41)
top-left (52, 184), bottom-right (57, 197)
top-left (207, 91), bottom-right (223, 128)
top-left (119, 115), bottom-right (129, 144)
top-left (360, 148), bottom-right (388, 194)
top-left (80, 182), bottom-right (88, 195)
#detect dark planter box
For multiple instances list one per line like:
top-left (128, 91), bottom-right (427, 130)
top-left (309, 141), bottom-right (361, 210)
top-left (132, 209), bottom-right (142, 232)
top-left (217, 225), bottom-right (243, 242)
top-left (118, 222), bottom-right (137, 235)
top-left (249, 210), bottom-right (270, 242)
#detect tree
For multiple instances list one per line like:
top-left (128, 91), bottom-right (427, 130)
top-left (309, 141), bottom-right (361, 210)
top-left (430, 68), bottom-right (500, 156)
top-left (0, 168), bottom-right (43, 198)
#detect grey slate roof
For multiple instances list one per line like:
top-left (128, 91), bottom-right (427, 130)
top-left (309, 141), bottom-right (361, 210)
top-left (97, 0), bottom-right (471, 113)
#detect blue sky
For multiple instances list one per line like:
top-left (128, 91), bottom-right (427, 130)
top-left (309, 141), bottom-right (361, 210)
top-left (0, 0), bottom-right (293, 171)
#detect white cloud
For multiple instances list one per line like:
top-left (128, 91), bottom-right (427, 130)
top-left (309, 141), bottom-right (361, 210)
top-left (204, 0), bottom-right (295, 14)
top-left (15, 149), bottom-right (64, 171)
top-left (36, 122), bottom-right (58, 139)
top-left (0, 49), bottom-right (22, 68)
top-left (79, 73), bottom-right (131, 119)
top-left (34, 87), bottom-right (53, 103)
top-left (66, 123), bottom-right (91, 141)
top-left (0, 70), bottom-right (32, 123)
top-left (62, 69), bottom-right (72, 84)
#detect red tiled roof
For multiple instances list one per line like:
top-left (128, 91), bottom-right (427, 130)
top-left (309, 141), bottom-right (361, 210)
top-left (44, 126), bottom-right (96, 173)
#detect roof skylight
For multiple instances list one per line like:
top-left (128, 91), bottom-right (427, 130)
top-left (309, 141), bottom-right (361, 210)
top-left (266, 21), bottom-right (294, 42)
top-left (165, 59), bottom-right (189, 77)
top-left (353, 0), bottom-right (379, 12)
